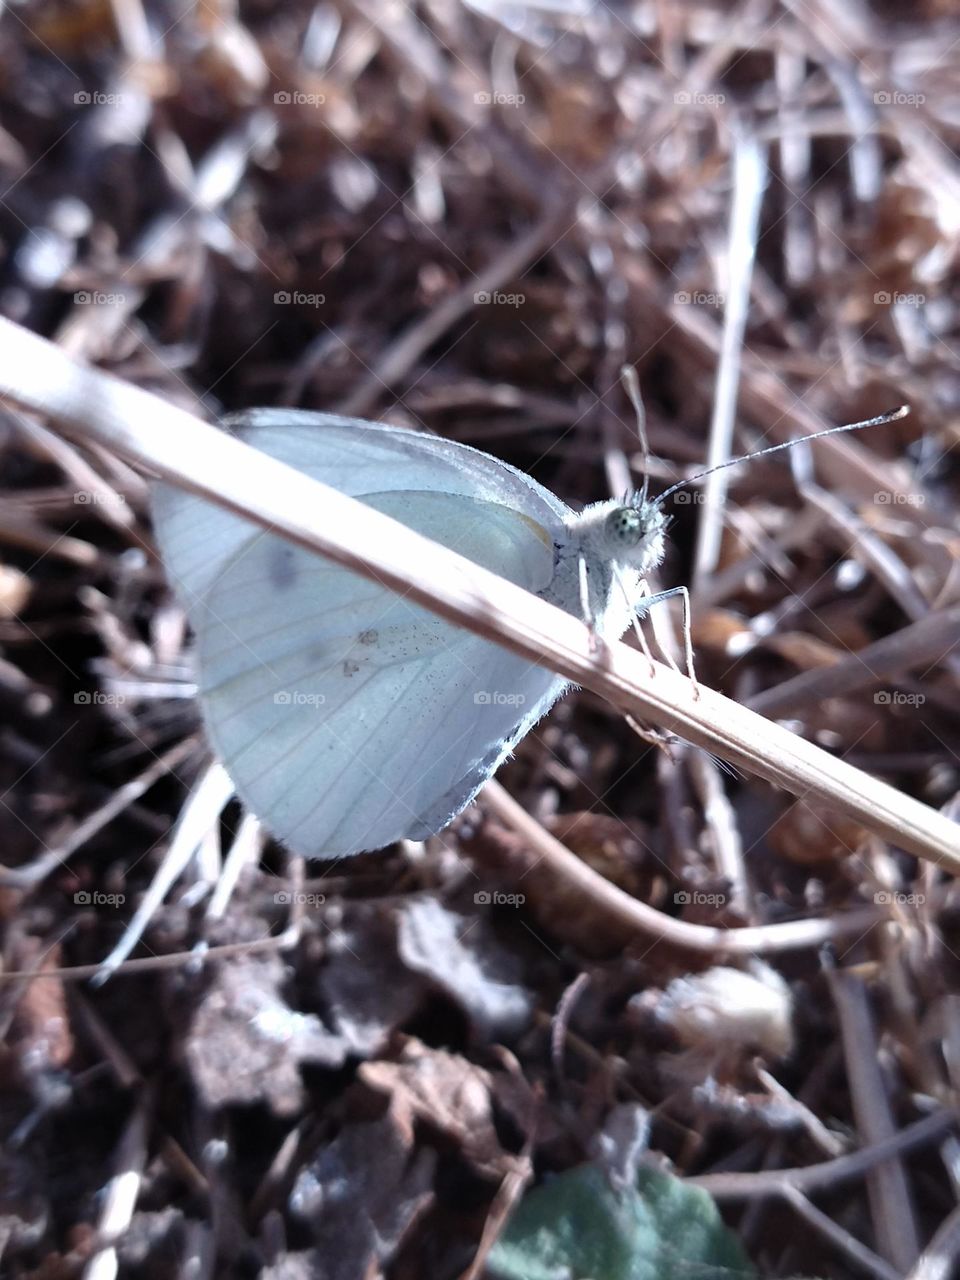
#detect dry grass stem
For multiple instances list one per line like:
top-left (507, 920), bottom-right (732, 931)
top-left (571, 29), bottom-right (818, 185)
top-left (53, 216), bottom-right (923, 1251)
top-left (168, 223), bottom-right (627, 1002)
top-left (0, 316), bottom-right (955, 873)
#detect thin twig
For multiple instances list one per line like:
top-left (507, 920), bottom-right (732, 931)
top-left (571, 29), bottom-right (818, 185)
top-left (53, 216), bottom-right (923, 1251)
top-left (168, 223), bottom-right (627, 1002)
top-left (777, 1183), bottom-right (902, 1280)
top-left (692, 131), bottom-right (767, 587)
top-left (690, 1110), bottom-right (958, 1198)
top-left (483, 781), bottom-right (880, 955)
top-left (748, 606), bottom-right (960, 717)
top-left (904, 1203), bottom-right (960, 1280)
top-left (0, 735), bottom-right (200, 890)
top-left (828, 967), bottom-right (922, 1272)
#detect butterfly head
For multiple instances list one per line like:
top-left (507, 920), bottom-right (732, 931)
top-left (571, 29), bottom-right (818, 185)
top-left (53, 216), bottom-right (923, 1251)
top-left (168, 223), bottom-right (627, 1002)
top-left (576, 494), bottom-right (668, 576)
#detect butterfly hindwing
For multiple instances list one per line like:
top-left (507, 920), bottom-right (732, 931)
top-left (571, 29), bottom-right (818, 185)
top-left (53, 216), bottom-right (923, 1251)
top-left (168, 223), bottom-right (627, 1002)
top-left (195, 490), bottom-right (566, 856)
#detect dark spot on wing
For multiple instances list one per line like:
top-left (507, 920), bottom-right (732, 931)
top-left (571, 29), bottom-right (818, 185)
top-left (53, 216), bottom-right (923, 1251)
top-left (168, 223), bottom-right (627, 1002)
top-left (343, 659), bottom-right (360, 676)
top-left (269, 542), bottom-right (298, 590)
top-left (359, 629), bottom-right (378, 645)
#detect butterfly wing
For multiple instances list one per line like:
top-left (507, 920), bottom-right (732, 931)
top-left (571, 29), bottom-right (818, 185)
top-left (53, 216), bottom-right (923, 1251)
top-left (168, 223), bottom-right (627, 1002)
top-left (152, 410), bottom-right (569, 605)
top-left (190, 489), bottom-right (567, 857)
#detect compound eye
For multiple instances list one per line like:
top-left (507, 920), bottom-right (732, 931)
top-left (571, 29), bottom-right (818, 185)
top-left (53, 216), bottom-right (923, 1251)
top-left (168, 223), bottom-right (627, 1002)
top-left (605, 506), bottom-right (643, 546)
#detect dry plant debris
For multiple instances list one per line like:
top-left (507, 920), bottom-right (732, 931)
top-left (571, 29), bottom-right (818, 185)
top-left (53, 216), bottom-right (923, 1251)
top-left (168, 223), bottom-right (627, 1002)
top-left (0, 1), bottom-right (958, 1277)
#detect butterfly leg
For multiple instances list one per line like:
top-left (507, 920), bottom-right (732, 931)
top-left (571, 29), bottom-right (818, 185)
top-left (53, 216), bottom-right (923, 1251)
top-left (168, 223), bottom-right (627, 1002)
top-left (630, 602), bottom-right (658, 678)
top-left (642, 585), bottom-right (699, 698)
top-left (613, 567), bottom-right (656, 677)
top-left (625, 713), bottom-right (679, 756)
top-left (578, 554), bottom-right (602, 655)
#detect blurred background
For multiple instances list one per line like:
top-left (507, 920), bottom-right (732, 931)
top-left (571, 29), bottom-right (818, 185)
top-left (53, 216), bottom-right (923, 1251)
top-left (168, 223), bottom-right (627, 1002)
top-left (0, 2), bottom-right (959, 1277)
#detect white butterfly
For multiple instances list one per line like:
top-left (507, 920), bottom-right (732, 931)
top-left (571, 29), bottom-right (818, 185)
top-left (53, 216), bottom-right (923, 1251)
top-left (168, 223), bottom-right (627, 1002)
top-left (152, 411), bottom-right (670, 858)
top-left (154, 404), bottom-right (900, 858)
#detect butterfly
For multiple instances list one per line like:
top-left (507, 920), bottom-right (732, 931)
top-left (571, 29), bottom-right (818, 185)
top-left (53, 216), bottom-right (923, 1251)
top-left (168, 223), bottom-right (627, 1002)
top-left (153, 405), bottom-right (902, 858)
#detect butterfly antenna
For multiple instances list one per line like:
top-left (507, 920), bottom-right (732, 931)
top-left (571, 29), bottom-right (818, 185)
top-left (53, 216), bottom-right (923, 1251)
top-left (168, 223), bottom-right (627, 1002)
top-left (619, 364), bottom-right (651, 507)
top-left (655, 405), bottom-right (910, 506)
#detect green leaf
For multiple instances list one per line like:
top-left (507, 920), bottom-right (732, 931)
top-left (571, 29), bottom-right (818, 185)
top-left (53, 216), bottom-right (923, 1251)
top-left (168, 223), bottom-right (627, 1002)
top-left (487, 1163), bottom-right (756, 1280)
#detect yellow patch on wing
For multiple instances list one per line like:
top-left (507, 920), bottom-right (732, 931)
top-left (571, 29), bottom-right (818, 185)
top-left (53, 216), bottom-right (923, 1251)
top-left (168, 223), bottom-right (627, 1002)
top-left (515, 512), bottom-right (553, 549)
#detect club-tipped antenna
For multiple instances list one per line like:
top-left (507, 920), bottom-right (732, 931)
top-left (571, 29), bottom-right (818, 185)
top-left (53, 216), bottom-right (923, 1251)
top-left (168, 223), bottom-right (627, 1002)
top-left (619, 364), bottom-right (651, 506)
top-left (655, 405), bottom-right (910, 506)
